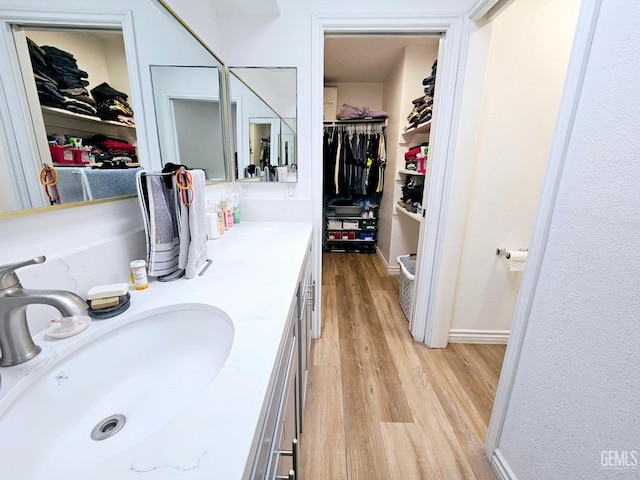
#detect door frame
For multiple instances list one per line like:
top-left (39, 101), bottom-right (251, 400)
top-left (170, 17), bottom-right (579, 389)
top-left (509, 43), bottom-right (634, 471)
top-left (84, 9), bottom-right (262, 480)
top-left (310, 13), bottom-right (471, 341)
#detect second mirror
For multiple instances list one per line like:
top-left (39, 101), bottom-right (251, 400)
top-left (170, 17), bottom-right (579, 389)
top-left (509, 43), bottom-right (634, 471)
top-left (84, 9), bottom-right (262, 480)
top-left (229, 67), bottom-right (297, 182)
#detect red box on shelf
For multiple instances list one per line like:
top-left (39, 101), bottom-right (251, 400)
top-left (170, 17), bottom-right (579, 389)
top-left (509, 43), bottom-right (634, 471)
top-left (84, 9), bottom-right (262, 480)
top-left (72, 148), bottom-right (90, 164)
top-left (49, 145), bottom-right (74, 164)
top-left (342, 232), bottom-right (356, 240)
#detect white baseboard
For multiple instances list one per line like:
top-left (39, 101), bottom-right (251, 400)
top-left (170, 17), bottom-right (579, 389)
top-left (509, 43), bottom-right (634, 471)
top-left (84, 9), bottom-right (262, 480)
top-left (376, 246), bottom-right (400, 275)
top-left (448, 328), bottom-right (510, 344)
top-left (491, 449), bottom-right (518, 480)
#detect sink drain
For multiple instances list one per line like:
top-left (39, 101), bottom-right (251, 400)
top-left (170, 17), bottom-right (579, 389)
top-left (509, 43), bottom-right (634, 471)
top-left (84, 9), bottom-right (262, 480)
top-left (90, 414), bottom-right (126, 441)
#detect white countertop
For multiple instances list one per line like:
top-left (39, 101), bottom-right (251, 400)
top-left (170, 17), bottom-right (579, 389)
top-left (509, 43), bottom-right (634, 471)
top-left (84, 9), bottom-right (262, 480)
top-left (0, 222), bottom-right (313, 479)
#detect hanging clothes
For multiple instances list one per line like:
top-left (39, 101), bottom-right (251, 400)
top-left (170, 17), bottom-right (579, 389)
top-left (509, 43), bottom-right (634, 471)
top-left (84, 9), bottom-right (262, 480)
top-left (322, 122), bottom-right (386, 198)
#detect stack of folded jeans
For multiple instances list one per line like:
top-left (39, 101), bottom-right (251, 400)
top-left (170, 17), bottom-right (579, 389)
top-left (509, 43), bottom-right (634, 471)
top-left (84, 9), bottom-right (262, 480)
top-left (27, 38), bottom-right (97, 116)
top-left (404, 60), bottom-right (437, 131)
top-left (90, 82), bottom-right (135, 125)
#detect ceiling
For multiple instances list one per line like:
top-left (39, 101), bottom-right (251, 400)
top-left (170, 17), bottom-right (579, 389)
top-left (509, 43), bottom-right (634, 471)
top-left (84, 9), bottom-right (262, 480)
top-left (208, 0), bottom-right (280, 16)
top-left (324, 35), bottom-right (440, 83)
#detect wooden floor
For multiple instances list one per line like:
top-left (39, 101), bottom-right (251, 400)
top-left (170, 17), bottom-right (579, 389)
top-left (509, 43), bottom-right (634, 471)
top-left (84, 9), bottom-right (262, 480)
top-left (299, 253), bottom-right (506, 480)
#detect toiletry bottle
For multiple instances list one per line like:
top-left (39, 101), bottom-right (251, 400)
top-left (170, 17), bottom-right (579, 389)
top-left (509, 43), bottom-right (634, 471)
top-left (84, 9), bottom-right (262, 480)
top-left (206, 201), bottom-right (220, 240)
top-left (217, 204), bottom-right (226, 235)
top-left (226, 198), bottom-right (234, 227)
top-left (219, 200), bottom-right (229, 229)
top-left (232, 193), bottom-right (240, 224)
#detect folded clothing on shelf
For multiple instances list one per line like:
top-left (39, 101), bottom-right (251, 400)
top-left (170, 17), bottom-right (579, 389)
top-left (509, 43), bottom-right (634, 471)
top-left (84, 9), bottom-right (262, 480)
top-left (336, 103), bottom-right (387, 120)
top-left (87, 134), bottom-right (137, 165)
top-left (404, 60), bottom-right (438, 130)
top-left (91, 82), bottom-right (135, 125)
top-left (27, 38), bottom-right (97, 116)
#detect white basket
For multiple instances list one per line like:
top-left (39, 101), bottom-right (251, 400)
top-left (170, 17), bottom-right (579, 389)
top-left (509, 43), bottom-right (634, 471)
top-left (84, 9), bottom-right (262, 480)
top-left (397, 255), bottom-right (416, 321)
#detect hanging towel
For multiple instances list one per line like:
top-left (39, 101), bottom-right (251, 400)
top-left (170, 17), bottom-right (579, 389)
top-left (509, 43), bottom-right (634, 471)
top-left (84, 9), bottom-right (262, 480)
top-left (276, 166), bottom-right (288, 182)
top-left (177, 169), bottom-right (207, 278)
top-left (136, 171), bottom-right (180, 277)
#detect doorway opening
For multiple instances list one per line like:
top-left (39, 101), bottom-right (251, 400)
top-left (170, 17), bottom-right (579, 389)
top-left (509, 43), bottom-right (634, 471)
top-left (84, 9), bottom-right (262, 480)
top-left (311, 0), bottom-right (583, 475)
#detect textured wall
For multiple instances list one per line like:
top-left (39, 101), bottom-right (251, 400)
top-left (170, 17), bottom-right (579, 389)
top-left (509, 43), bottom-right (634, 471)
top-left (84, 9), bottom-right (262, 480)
top-left (497, 0), bottom-right (640, 478)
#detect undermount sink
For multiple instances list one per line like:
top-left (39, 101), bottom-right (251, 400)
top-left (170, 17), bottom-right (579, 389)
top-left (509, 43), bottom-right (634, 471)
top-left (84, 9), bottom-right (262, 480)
top-left (0, 303), bottom-right (234, 479)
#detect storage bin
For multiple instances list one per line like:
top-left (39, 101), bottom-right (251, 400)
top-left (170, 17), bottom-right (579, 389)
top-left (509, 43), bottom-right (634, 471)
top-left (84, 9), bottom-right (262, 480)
top-left (327, 220), bottom-right (342, 230)
top-left (397, 254), bottom-right (417, 321)
top-left (72, 148), bottom-right (90, 165)
top-left (342, 220), bottom-right (359, 229)
top-left (49, 145), bottom-right (74, 164)
top-left (359, 232), bottom-right (375, 240)
top-left (342, 231), bottom-right (356, 240)
top-left (331, 205), bottom-right (362, 216)
top-left (361, 219), bottom-right (377, 230)
top-left (327, 231), bottom-right (341, 240)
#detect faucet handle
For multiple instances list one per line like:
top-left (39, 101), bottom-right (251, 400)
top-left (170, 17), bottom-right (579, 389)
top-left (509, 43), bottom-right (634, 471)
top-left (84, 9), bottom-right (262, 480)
top-left (0, 256), bottom-right (46, 289)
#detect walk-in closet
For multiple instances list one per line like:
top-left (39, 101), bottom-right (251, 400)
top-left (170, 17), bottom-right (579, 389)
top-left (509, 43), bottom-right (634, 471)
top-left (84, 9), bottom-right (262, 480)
top-left (322, 34), bottom-right (440, 281)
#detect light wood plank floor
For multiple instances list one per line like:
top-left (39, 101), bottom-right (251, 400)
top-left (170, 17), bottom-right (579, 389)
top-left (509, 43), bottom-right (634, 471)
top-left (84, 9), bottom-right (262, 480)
top-left (299, 253), bottom-right (506, 480)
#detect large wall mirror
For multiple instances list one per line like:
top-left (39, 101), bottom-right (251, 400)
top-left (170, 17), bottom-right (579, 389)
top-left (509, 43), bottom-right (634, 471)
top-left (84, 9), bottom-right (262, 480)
top-left (0, 0), bottom-right (229, 216)
top-left (229, 67), bottom-right (297, 182)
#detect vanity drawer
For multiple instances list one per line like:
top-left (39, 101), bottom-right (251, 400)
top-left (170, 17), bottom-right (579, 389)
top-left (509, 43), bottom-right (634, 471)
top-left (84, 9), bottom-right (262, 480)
top-left (250, 319), bottom-right (296, 480)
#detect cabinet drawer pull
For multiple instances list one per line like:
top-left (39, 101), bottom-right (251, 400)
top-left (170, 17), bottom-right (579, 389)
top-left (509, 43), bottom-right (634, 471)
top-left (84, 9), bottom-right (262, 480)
top-left (275, 471), bottom-right (295, 480)
top-left (292, 438), bottom-right (298, 476)
top-left (277, 438), bottom-right (298, 477)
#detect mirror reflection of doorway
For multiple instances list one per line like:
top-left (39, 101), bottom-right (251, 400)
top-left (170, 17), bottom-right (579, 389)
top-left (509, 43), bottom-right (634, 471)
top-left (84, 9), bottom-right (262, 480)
top-left (249, 122), bottom-right (271, 167)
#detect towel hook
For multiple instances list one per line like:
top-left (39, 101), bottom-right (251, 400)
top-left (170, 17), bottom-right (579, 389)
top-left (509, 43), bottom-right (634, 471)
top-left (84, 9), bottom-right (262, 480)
top-left (174, 167), bottom-right (194, 207)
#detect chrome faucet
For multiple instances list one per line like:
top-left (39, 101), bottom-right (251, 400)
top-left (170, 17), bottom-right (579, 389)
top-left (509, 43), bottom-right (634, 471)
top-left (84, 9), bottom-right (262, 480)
top-left (0, 256), bottom-right (87, 367)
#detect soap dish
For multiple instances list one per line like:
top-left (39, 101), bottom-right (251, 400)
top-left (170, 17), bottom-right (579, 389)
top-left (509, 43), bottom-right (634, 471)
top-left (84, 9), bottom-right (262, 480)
top-left (46, 315), bottom-right (91, 339)
top-left (86, 293), bottom-right (131, 320)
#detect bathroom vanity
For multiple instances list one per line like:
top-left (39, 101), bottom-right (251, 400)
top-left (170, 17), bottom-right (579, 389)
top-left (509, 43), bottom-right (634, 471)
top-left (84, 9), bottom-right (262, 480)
top-left (0, 222), bottom-right (313, 480)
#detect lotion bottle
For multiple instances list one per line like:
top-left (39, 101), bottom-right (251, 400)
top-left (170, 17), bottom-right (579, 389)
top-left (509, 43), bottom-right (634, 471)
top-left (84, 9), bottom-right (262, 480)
top-left (217, 204), bottom-right (225, 235)
top-left (226, 201), bottom-right (234, 228)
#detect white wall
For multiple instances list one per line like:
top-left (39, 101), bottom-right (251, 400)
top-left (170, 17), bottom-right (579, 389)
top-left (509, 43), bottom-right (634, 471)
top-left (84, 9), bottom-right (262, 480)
top-left (103, 36), bottom-right (132, 99)
top-left (448, 0), bottom-right (580, 333)
top-left (378, 54), bottom-right (405, 268)
top-left (331, 82), bottom-right (384, 112)
top-left (496, 1), bottom-right (640, 477)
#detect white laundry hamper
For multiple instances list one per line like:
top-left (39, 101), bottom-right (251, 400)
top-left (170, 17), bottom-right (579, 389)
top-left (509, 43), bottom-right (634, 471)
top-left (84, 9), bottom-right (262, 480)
top-left (397, 254), bottom-right (416, 321)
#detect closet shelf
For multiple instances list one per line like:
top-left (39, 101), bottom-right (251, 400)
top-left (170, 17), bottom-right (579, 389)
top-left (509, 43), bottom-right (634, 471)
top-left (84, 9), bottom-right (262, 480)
top-left (325, 238), bottom-right (376, 243)
top-left (41, 106), bottom-right (135, 130)
top-left (402, 120), bottom-right (431, 136)
top-left (324, 118), bottom-right (387, 127)
top-left (395, 203), bottom-right (422, 223)
top-left (398, 169), bottom-right (425, 176)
